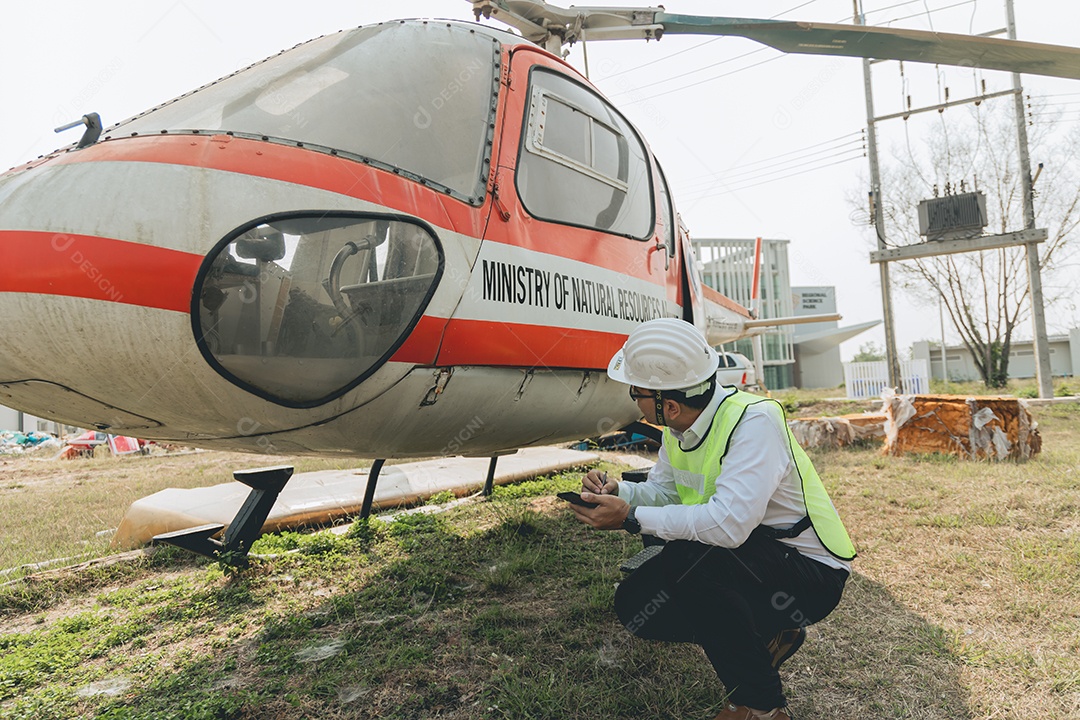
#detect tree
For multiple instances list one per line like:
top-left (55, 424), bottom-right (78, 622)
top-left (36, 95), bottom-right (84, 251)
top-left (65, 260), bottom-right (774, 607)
top-left (864, 101), bottom-right (1080, 388)
top-left (852, 341), bottom-right (886, 362)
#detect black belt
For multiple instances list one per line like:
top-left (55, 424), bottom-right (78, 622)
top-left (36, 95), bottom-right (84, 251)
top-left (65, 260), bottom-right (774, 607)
top-left (751, 515), bottom-right (812, 541)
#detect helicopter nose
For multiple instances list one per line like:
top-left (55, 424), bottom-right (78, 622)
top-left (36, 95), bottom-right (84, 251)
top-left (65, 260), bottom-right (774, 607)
top-left (191, 213), bottom-right (444, 408)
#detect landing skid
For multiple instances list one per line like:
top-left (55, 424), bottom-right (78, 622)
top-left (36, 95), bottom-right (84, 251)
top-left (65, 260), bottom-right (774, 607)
top-left (153, 465), bottom-right (293, 567)
top-left (156, 455), bottom-right (508, 566)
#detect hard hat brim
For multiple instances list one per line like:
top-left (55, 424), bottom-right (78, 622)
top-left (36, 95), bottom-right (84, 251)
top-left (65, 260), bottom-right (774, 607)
top-left (607, 349), bottom-right (632, 385)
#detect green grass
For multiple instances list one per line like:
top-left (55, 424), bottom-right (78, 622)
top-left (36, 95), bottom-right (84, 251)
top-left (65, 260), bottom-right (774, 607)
top-left (0, 451), bottom-right (376, 576)
top-left (0, 470), bottom-right (727, 720)
top-left (2, 403), bottom-right (1079, 719)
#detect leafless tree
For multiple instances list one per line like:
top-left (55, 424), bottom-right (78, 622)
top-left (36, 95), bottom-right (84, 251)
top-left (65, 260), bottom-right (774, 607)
top-left (863, 100), bottom-right (1080, 387)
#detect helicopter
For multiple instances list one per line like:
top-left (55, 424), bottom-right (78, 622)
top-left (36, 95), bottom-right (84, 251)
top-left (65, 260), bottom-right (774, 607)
top-left (1, 1), bottom-right (1077, 471)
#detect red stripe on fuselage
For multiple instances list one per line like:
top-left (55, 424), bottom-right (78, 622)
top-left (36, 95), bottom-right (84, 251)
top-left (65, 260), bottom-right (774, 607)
top-left (391, 314), bottom-right (445, 365)
top-left (0, 230), bottom-right (203, 312)
top-left (46, 135), bottom-right (487, 241)
top-left (436, 318), bottom-right (622, 370)
top-left (0, 229), bottom-right (445, 364)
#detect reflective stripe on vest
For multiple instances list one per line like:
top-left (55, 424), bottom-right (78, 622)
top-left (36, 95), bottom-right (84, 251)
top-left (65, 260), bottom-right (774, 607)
top-left (662, 389), bottom-right (857, 561)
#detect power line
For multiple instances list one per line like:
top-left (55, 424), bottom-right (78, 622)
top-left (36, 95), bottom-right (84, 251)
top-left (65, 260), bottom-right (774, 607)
top-left (862, 0), bottom-right (926, 17)
top-left (680, 152), bottom-right (865, 198)
top-left (597, 0), bottom-right (824, 81)
top-left (600, 39), bottom-right (724, 82)
top-left (620, 53), bottom-right (785, 105)
top-left (714, 130), bottom-right (863, 170)
top-left (879, 0), bottom-right (976, 26)
top-left (606, 47), bottom-right (768, 97)
top-left (678, 135), bottom-right (865, 189)
top-left (702, 145), bottom-right (865, 184)
top-left (680, 139), bottom-right (865, 190)
top-left (678, 145), bottom-right (865, 193)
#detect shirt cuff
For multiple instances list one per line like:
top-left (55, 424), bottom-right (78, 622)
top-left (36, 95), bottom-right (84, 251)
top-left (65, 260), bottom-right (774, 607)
top-left (634, 505), bottom-right (662, 537)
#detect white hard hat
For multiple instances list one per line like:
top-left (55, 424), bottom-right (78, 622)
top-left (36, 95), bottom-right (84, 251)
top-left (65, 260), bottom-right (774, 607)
top-left (608, 318), bottom-right (719, 391)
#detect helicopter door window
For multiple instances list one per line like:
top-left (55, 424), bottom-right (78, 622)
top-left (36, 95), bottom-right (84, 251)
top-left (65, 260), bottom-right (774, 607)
top-left (541, 99), bottom-right (590, 167)
top-left (193, 213), bottom-right (443, 408)
top-left (517, 69), bottom-right (653, 240)
top-left (592, 124), bottom-right (622, 181)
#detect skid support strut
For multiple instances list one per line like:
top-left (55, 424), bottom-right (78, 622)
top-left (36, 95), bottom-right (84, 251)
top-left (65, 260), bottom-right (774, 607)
top-left (359, 459), bottom-right (387, 519)
top-left (153, 465), bottom-right (293, 566)
top-left (483, 456), bottom-right (498, 496)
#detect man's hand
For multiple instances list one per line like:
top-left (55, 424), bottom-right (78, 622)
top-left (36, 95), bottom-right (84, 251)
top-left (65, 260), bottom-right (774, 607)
top-left (570, 493), bottom-right (630, 530)
top-left (582, 469), bottom-right (619, 496)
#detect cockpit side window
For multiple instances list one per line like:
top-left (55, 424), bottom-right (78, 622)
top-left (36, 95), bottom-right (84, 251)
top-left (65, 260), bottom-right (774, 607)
top-left (193, 213), bottom-right (443, 407)
top-left (516, 68), bottom-right (654, 239)
top-left (110, 24), bottom-right (501, 205)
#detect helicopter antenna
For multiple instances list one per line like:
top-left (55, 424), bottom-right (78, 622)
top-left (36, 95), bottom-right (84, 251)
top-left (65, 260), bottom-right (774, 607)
top-left (54, 112), bottom-right (103, 150)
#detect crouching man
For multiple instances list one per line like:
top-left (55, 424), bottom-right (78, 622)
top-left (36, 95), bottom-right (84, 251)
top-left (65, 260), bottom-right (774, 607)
top-left (570, 318), bottom-right (855, 720)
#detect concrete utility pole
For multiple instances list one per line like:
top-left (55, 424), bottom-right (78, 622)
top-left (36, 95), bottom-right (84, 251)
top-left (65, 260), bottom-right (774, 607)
top-left (856, 2), bottom-right (902, 390)
top-left (1006, 0), bottom-right (1055, 399)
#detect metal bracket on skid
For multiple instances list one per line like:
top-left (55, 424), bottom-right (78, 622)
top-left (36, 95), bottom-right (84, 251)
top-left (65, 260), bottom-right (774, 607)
top-left (153, 465), bottom-right (293, 567)
top-left (471, 1), bottom-right (664, 53)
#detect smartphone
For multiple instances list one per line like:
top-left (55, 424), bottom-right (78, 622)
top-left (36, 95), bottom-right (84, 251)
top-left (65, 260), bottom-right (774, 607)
top-left (557, 491), bottom-right (599, 509)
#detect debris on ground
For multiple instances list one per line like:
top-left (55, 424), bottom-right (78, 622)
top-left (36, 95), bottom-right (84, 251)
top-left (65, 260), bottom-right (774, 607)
top-left (789, 413), bottom-right (887, 449)
top-left (0, 430), bottom-right (62, 455)
top-left (58, 431), bottom-right (155, 460)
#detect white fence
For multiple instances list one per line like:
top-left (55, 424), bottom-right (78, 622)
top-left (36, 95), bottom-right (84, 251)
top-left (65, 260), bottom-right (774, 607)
top-left (844, 359), bottom-right (930, 399)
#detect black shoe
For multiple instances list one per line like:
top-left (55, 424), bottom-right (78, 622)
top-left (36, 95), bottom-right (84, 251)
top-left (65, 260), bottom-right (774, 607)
top-left (766, 627), bottom-right (806, 669)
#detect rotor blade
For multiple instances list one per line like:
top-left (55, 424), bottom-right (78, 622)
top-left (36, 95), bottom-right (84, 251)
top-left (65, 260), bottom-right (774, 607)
top-left (744, 313), bottom-right (841, 329)
top-left (657, 14), bottom-right (1080, 80)
top-left (473, 2), bottom-right (1080, 79)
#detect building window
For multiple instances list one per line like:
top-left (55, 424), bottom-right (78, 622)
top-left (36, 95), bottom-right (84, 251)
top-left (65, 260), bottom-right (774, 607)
top-left (517, 69), bottom-right (653, 238)
top-left (193, 213), bottom-right (442, 407)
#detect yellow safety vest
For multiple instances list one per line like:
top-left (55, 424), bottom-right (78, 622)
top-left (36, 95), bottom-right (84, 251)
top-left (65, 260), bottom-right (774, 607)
top-left (662, 389), bottom-right (856, 561)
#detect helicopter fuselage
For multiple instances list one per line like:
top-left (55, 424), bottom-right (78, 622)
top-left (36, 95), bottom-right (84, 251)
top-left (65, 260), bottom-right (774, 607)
top-left (0, 19), bottom-right (749, 457)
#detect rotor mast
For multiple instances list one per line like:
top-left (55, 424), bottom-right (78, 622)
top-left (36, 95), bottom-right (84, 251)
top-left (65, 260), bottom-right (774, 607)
top-left (471, 1), bottom-right (664, 55)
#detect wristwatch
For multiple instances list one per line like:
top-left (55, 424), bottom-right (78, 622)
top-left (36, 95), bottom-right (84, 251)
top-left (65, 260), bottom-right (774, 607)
top-left (622, 505), bottom-right (641, 535)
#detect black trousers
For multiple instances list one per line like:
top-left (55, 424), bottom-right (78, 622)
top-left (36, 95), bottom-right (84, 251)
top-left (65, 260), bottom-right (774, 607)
top-left (614, 534), bottom-right (848, 710)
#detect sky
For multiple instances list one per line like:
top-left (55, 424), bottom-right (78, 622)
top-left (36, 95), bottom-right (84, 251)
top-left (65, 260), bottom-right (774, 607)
top-left (4, 0), bottom-right (1079, 361)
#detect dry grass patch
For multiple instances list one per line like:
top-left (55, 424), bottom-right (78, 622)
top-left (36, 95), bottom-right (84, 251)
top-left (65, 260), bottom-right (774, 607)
top-left (814, 401), bottom-right (1080, 717)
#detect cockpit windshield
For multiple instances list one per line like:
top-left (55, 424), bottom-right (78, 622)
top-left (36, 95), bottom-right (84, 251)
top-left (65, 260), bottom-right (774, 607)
top-left (112, 22), bottom-right (501, 203)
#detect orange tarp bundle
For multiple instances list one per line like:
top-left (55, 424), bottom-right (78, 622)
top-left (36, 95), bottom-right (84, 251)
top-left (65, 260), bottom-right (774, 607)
top-left (882, 394), bottom-right (1041, 460)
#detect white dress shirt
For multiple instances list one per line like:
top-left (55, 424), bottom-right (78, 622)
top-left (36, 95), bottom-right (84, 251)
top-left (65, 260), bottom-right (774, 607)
top-left (617, 383), bottom-right (851, 572)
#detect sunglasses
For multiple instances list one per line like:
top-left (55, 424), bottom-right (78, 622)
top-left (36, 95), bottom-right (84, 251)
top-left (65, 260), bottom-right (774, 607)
top-left (628, 387), bottom-right (656, 400)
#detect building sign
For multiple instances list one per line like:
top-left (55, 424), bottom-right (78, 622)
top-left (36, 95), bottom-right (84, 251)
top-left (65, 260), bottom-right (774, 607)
top-left (793, 286), bottom-right (836, 316)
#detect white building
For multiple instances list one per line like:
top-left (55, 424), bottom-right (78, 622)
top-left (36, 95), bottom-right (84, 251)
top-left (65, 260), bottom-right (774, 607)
top-left (912, 328), bottom-right (1079, 382)
top-left (0, 405), bottom-right (69, 434)
top-left (791, 287), bottom-right (880, 389)
top-left (694, 238), bottom-right (796, 389)
top-left (693, 237), bottom-right (878, 389)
